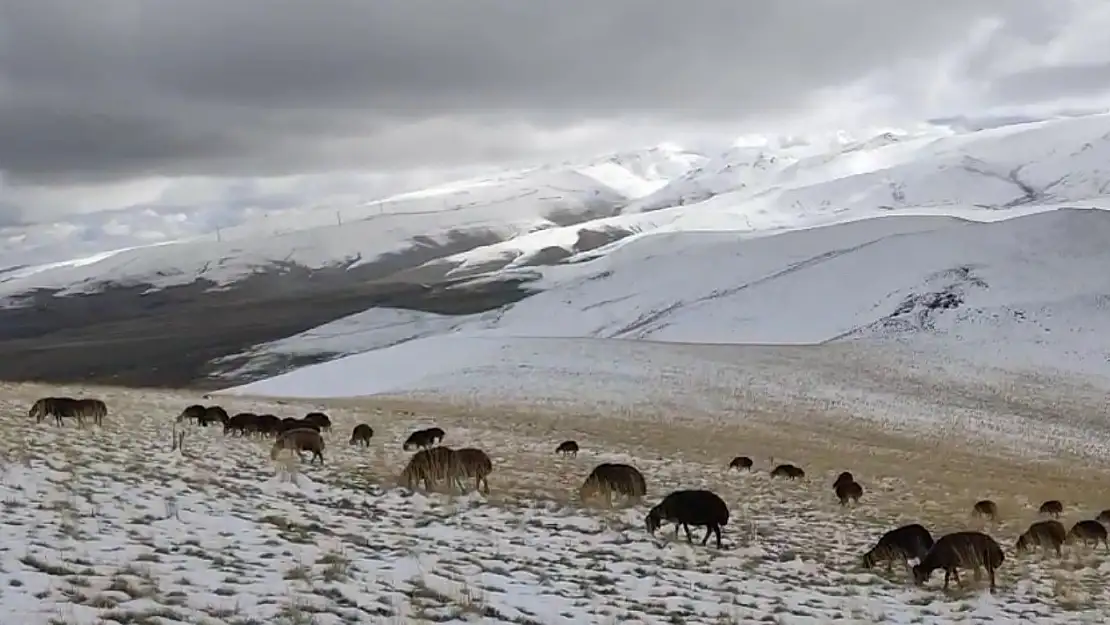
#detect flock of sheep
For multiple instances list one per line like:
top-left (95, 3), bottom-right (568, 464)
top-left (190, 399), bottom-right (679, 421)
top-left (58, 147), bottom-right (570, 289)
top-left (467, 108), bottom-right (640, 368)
top-left (26, 396), bottom-right (1110, 595)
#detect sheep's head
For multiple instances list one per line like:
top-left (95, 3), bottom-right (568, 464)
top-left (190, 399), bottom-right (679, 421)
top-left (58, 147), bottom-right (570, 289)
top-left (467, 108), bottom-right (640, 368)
top-left (911, 564), bottom-right (929, 585)
top-left (644, 506), bottom-right (664, 536)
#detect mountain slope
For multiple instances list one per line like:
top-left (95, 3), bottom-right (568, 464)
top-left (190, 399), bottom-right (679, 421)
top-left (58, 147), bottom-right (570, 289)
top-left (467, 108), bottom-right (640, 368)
top-left (222, 208), bottom-right (1110, 395)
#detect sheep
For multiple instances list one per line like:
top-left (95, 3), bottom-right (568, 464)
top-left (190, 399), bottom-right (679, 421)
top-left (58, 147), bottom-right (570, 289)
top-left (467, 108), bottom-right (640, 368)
top-left (199, 405), bottom-right (229, 427)
top-left (402, 428), bottom-right (438, 451)
top-left (453, 447), bottom-right (493, 494)
top-left (1097, 509), bottom-right (1110, 525)
top-left (225, 413), bottom-right (259, 437)
top-left (833, 471), bottom-right (855, 489)
top-left (579, 463), bottom-right (647, 506)
top-left (912, 531), bottom-right (1004, 593)
top-left (835, 480), bottom-right (864, 506)
top-left (556, 440), bottom-right (579, 457)
top-left (971, 500), bottom-right (998, 520)
top-left (255, 414), bottom-right (281, 437)
top-left (1066, 520), bottom-right (1109, 550)
top-left (861, 523), bottom-right (935, 573)
top-left (349, 424), bottom-right (374, 446)
top-left (73, 398), bottom-right (108, 427)
top-left (303, 411), bottom-right (332, 432)
top-left (277, 418), bottom-right (320, 435)
top-left (1038, 499), bottom-right (1063, 517)
top-left (728, 456), bottom-right (753, 471)
top-left (1015, 520), bottom-right (1066, 556)
top-left (770, 464), bottom-right (804, 480)
top-left (30, 397), bottom-right (82, 426)
top-left (425, 427), bottom-right (446, 444)
top-left (176, 404), bottom-right (207, 423)
top-left (270, 428), bottom-right (325, 464)
top-left (399, 446), bottom-right (460, 492)
top-left (645, 489), bottom-right (729, 549)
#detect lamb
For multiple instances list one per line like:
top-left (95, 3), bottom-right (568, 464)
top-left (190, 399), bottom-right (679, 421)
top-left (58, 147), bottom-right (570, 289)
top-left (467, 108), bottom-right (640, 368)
top-left (349, 424), bottom-right (374, 446)
top-left (579, 463), bottom-right (647, 505)
top-left (912, 531), bottom-right (1004, 593)
top-left (399, 446), bottom-right (460, 492)
top-left (834, 480), bottom-right (864, 506)
top-left (1015, 520), bottom-right (1066, 556)
top-left (645, 489), bottom-right (729, 549)
top-left (833, 471), bottom-right (854, 489)
top-left (770, 464), bottom-right (804, 480)
top-left (1038, 499), bottom-right (1064, 517)
top-left (556, 440), bottom-right (579, 457)
top-left (270, 428), bottom-right (325, 464)
top-left (1066, 520), bottom-right (1109, 550)
top-left (453, 447), bottom-right (493, 494)
top-left (861, 523), bottom-right (935, 573)
top-left (971, 500), bottom-right (998, 520)
top-left (728, 456), bottom-right (753, 471)
top-left (303, 411), bottom-right (332, 432)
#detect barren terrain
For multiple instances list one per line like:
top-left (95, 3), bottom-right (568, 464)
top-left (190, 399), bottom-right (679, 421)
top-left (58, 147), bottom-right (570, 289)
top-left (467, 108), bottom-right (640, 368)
top-left (2, 380), bottom-right (1110, 624)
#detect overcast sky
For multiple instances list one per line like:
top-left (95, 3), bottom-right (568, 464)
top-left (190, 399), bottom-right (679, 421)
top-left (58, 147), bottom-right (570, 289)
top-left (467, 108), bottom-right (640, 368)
top-left (2, 0), bottom-right (1110, 227)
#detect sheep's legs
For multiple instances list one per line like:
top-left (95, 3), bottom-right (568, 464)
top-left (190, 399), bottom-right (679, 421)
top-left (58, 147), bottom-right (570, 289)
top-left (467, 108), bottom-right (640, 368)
top-left (682, 524), bottom-right (694, 543)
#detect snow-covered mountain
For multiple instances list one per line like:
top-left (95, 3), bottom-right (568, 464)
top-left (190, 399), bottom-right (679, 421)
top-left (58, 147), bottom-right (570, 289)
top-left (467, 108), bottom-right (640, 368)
top-left (223, 207), bottom-right (1110, 398)
top-left (0, 144), bottom-right (706, 301)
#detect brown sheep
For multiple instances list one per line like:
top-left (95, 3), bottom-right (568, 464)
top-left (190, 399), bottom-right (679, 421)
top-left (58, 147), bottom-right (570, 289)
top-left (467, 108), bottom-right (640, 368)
top-left (303, 411), bottom-right (332, 432)
top-left (913, 531), bottom-right (1004, 593)
top-left (835, 480), bottom-right (864, 506)
top-left (199, 405), bottom-right (228, 427)
top-left (771, 464), bottom-right (804, 480)
top-left (453, 447), bottom-right (494, 494)
top-left (1038, 500), bottom-right (1063, 517)
top-left (862, 523), bottom-right (935, 573)
top-left (971, 500), bottom-right (998, 520)
top-left (73, 398), bottom-right (108, 427)
top-left (1015, 520), bottom-right (1066, 556)
top-left (270, 428), bottom-right (325, 464)
top-left (399, 446), bottom-right (460, 492)
top-left (1066, 520), bottom-right (1109, 550)
top-left (833, 471), bottom-right (854, 489)
top-left (30, 397), bottom-right (81, 426)
top-left (556, 440), bottom-right (579, 457)
top-left (349, 424), bottom-right (374, 446)
top-left (579, 463), bottom-right (647, 506)
top-left (645, 490), bottom-right (729, 548)
top-left (728, 456), bottom-right (753, 471)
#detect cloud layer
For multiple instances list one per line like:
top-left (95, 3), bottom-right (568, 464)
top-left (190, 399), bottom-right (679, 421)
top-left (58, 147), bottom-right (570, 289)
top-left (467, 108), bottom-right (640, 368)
top-left (2, 0), bottom-right (1109, 255)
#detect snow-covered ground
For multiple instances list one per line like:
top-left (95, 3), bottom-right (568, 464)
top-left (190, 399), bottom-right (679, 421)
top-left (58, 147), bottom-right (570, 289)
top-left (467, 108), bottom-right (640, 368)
top-left (6, 381), bottom-right (1110, 624)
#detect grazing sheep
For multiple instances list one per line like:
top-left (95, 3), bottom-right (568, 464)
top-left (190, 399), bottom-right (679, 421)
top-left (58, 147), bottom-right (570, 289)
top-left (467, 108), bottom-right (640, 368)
top-left (270, 428), bottom-right (325, 464)
top-left (454, 447), bottom-right (494, 494)
top-left (402, 428), bottom-right (438, 451)
top-left (835, 480), bottom-right (864, 506)
top-left (303, 411), bottom-right (332, 432)
top-left (862, 523), bottom-right (935, 573)
top-left (556, 440), bottom-right (579, 457)
top-left (176, 404), bottom-right (207, 423)
top-left (579, 463), bottom-right (647, 505)
top-left (1015, 520), bottom-right (1066, 556)
top-left (73, 398), bottom-right (108, 427)
top-left (1038, 500), bottom-right (1064, 517)
top-left (399, 446), bottom-right (460, 492)
top-left (912, 531), bottom-right (1004, 593)
top-left (1066, 520), bottom-right (1109, 550)
top-left (833, 471), bottom-right (855, 489)
top-left (30, 397), bottom-right (82, 426)
top-left (1097, 509), bottom-right (1110, 525)
top-left (972, 500), bottom-right (998, 520)
top-left (199, 405), bottom-right (229, 427)
top-left (645, 489), bottom-right (730, 549)
top-left (349, 424), bottom-right (374, 446)
top-left (728, 456), bottom-right (753, 471)
top-left (771, 464), bottom-right (804, 480)
top-left (224, 413), bottom-right (259, 437)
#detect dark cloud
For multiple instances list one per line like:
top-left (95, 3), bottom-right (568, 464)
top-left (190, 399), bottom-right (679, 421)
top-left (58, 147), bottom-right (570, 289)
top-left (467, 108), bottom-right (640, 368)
top-left (0, 0), bottom-right (1034, 188)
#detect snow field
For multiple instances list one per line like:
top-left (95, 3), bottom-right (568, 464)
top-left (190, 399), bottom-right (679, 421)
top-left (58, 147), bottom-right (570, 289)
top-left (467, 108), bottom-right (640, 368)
top-left (3, 383), bottom-right (1110, 623)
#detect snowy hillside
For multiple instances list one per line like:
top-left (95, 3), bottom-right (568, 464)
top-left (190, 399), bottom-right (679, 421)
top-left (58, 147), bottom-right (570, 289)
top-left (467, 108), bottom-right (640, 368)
top-left (222, 208), bottom-right (1110, 397)
top-left (0, 145), bottom-right (704, 300)
top-left (421, 112), bottom-right (1110, 279)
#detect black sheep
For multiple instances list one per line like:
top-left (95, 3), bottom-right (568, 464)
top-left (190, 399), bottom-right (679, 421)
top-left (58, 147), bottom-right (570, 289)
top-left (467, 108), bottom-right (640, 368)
top-left (1037, 499), bottom-right (1063, 517)
top-left (556, 440), bottom-right (579, 457)
top-left (1067, 520), bottom-right (1109, 550)
top-left (645, 489), bottom-right (730, 549)
top-left (912, 531), bottom-right (1003, 593)
top-left (728, 456), bottom-right (753, 471)
top-left (1015, 520), bottom-right (1066, 556)
top-left (834, 480), bottom-right (864, 506)
top-left (861, 523), bottom-right (934, 573)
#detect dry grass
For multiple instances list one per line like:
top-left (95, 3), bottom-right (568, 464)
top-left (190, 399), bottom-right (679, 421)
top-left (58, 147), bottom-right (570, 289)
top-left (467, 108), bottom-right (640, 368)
top-left (2, 379), bottom-right (1110, 622)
